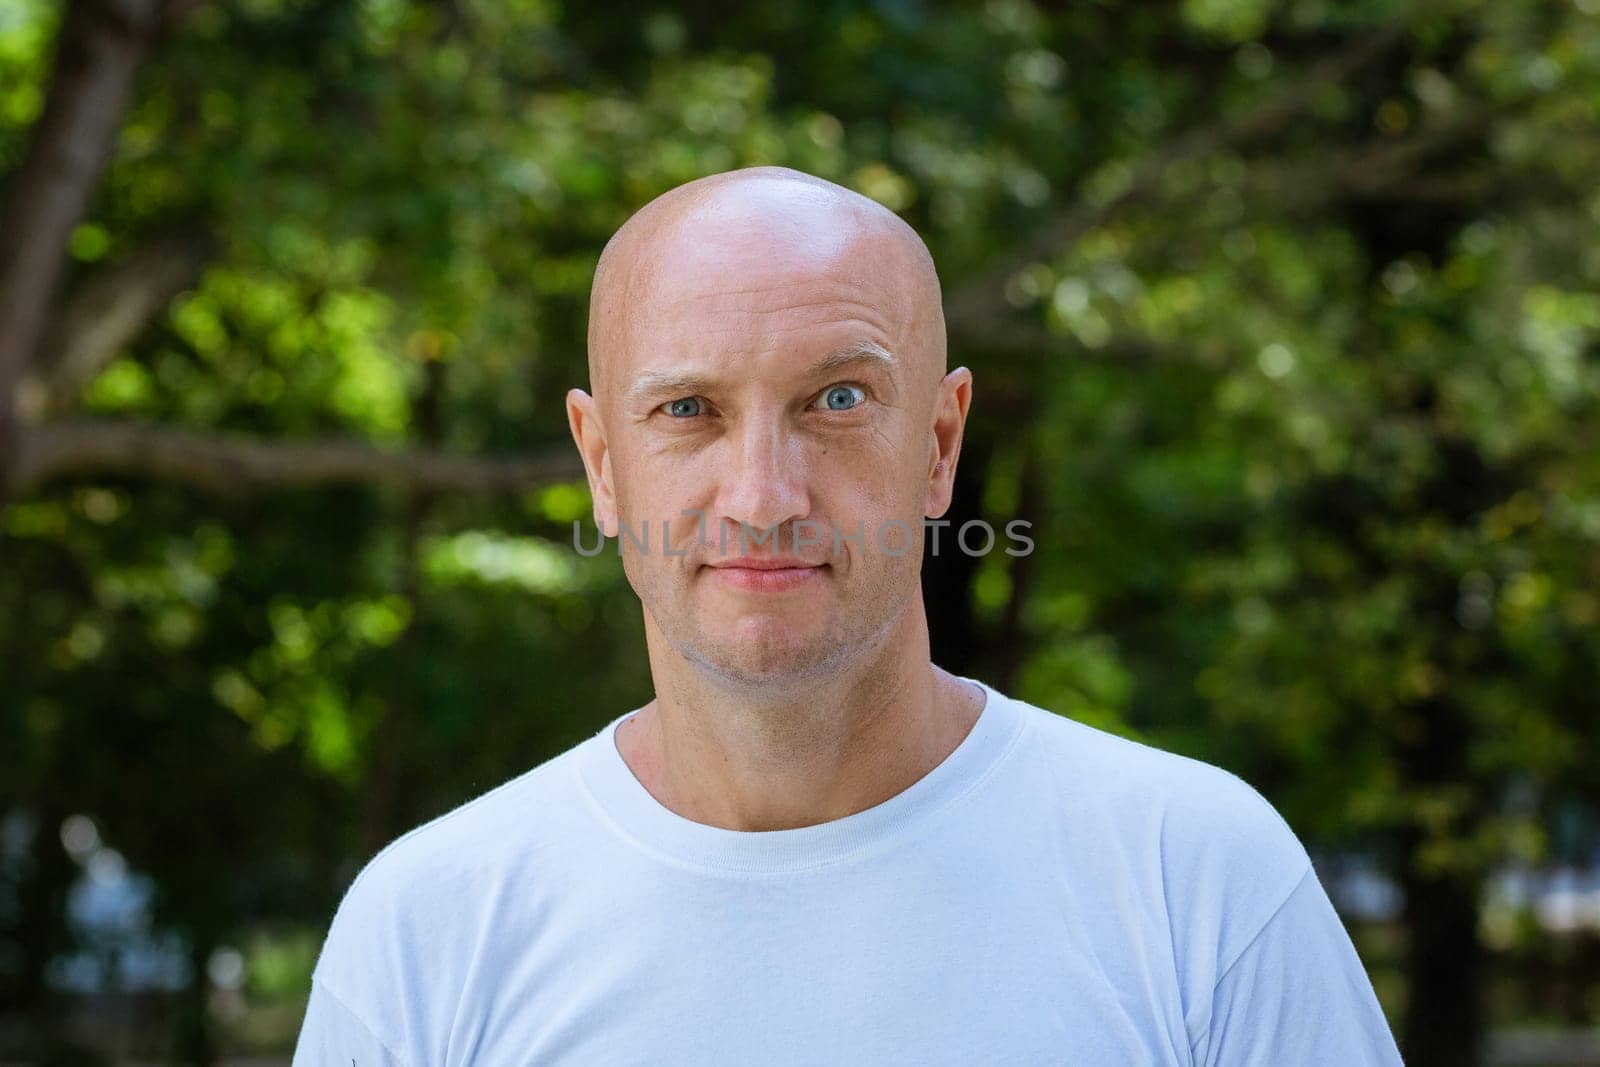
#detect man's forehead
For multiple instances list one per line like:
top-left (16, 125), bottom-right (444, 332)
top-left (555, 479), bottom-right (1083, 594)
top-left (634, 247), bottom-right (905, 331)
top-left (588, 167), bottom-right (945, 398)
top-left (616, 253), bottom-right (908, 409)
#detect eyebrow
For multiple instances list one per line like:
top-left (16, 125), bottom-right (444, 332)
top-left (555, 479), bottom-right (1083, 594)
top-left (622, 339), bottom-right (897, 407)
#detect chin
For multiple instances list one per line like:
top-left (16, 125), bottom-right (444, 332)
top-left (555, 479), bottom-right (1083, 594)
top-left (691, 625), bottom-right (846, 686)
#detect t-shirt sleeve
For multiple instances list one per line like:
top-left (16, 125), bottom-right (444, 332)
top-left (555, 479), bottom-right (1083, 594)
top-left (1193, 866), bottom-right (1403, 1066)
top-left (292, 977), bottom-right (408, 1067)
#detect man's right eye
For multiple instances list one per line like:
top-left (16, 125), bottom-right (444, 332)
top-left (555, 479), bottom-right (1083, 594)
top-left (664, 397), bottom-right (704, 418)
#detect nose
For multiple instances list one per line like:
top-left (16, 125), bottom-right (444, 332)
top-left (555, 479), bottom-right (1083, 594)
top-left (715, 416), bottom-right (811, 540)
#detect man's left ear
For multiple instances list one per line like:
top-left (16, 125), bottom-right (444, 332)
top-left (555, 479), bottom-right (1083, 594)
top-left (924, 367), bottom-right (973, 518)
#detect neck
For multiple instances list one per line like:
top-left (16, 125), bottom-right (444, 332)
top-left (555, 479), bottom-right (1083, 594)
top-left (619, 598), bottom-right (984, 831)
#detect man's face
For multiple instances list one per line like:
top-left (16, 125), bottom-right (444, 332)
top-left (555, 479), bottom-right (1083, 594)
top-left (578, 182), bottom-right (956, 687)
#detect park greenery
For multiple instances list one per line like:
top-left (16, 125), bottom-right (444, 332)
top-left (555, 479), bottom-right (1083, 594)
top-left (2, 0), bottom-right (1598, 1062)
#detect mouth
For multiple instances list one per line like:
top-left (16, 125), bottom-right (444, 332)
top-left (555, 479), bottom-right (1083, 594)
top-left (704, 558), bottom-right (827, 593)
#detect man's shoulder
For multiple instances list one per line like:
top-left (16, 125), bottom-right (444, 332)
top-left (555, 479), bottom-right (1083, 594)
top-left (308, 729), bottom-right (602, 991)
top-left (357, 733), bottom-right (593, 889)
top-left (1007, 692), bottom-right (1310, 885)
top-left (1003, 691), bottom-right (1318, 992)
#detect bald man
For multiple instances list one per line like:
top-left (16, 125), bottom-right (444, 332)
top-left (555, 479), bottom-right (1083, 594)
top-left (294, 168), bottom-right (1402, 1066)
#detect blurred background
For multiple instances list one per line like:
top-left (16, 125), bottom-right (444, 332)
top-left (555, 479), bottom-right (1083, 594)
top-left (1, 0), bottom-right (1598, 1063)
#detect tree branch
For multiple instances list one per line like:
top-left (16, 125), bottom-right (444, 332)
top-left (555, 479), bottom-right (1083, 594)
top-left (1242, 99), bottom-right (1576, 215)
top-left (0, 0), bottom-right (167, 419)
top-left (0, 0), bottom-right (198, 488)
top-left (10, 420), bottom-right (585, 496)
top-left (17, 229), bottom-right (216, 423)
top-left (946, 17), bottom-right (1411, 340)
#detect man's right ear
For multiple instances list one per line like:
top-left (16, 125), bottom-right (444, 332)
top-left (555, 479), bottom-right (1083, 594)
top-left (565, 388), bottom-right (619, 538)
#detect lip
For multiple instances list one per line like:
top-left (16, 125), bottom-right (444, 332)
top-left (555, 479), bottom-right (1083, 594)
top-left (707, 557), bottom-right (822, 571)
top-left (705, 558), bottom-right (826, 592)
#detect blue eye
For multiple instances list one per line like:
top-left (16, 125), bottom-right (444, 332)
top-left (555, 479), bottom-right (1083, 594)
top-left (819, 385), bottom-right (865, 411)
top-left (665, 397), bottom-right (703, 418)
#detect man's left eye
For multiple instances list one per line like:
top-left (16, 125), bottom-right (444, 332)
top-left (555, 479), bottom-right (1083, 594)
top-left (814, 384), bottom-right (866, 412)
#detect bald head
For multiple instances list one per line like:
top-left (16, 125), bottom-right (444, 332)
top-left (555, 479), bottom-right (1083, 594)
top-left (585, 166), bottom-right (946, 408)
top-left (565, 166), bottom-right (973, 688)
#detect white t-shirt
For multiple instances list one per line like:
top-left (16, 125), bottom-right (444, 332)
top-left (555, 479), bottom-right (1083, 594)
top-left (293, 676), bottom-right (1403, 1065)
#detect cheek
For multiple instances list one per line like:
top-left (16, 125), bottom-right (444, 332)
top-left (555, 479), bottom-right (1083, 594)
top-left (821, 438), bottom-right (923, 508)
top-left (614, 456), bottom-right (697, 523)
top-left (814, 419), bottom-right (908, 473)
top-left (822, 473), bottom-right (929, 566)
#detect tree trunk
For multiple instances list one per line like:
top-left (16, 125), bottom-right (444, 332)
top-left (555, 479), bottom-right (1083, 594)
top-left (0, 0), bottom-right (167, 493)
top-left (1399, 858), bottom-right (1486, 1066)
top-left (923, 434), bottom-right (989, 678)
top-left (1394, 684), bottom-right (1488, 1067)
top-left (5, 804), bottom-right (83, 1060)
top-left (170, 928), bottom-right (217, 1066)
top-left (992, 448), bottom-right (1041, 694)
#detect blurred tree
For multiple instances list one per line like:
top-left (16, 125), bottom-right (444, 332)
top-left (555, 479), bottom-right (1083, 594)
top-left (2, 1), bottom-right (1598, 1063)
